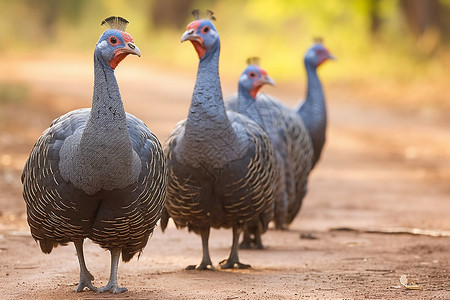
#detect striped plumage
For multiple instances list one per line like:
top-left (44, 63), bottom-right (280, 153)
top-left (258, 94), bottom-right (313, 225)
top-left (162, 15), bottom-right (276, 270)
top-left (226, 62), bottom-right (313, 248)
top-left (228, 41), bottom-right (333, 245)
top-left (22, 110), bottom-right (166, 257)
top-left (21, 17), bottom-right (167, 293)
top-left (165, 115), bottom-right (275, 231)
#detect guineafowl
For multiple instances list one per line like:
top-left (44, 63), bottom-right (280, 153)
top-left (21, 17), bottom-right (167, 293)
top-left (252, 40), bottom-right (334, 228)
top-left (296, 39), bottom-right (335, 167)
top-left (226, 58), bottom-right (313, 248)
top-left (161, 10), bottom-right (276, 270)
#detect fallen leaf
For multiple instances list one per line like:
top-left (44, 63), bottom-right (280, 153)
top-left (400, 275), bottom-right (422, 290)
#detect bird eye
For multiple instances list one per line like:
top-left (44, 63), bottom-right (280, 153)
top-left (249, 72), bottom-right (257, 78)
top-left (108, 36), bottom-right (119, 45)
top-left (202, 26), bottom-right (210, 34)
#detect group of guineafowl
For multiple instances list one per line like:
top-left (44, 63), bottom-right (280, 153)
top-left (21, 11), bottom-right (334, 293)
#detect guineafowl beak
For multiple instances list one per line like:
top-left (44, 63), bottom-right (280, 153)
top-left (181, 29), bottom-right (206, 59)
top-left (260, 75), bottom-right (275, 86)
top-left (120, 42), bottom-right (141, 57)
top-left (181, 29), bottom-right (204, 45)
top-left (181, 29), bottom-right (195, 43)
top-left (110, 42), bottom-right (141, 69)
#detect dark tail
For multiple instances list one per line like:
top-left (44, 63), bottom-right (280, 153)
top-left (160, 207), bottom-right (170, 232)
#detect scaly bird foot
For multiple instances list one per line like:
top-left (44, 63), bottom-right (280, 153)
top-left (97, 283), bottom-right (128, 294)
top-left (219, 259), bottom-right (251, 269)
top-left (185, 263), bottom-right (215, 271)
top-left (76, 271), bottom-right (98, 293)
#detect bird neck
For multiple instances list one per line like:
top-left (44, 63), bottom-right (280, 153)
top-left (298, 61), bottom-right (327, 165)
top-left (81, 54), bottom-right (134, 174)
top-left (58, 54), bottom-right (140, 196)
top-left (175, 40), bottom-right (251, 168)
top-left (237, 85), bottom-right (264, 126)
top-left (184, 41), bottom-right (237, 147)
top-left (89, 56), bottom-right (128, 126)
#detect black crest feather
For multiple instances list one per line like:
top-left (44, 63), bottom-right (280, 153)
top-left (314, 37), bottom-right (323, 44)
top-left (191, 9), bottom-right (216, 21)
top-left (101, 16), bottom-right (129, 31)
top-left (246, 57), bottom-right (260, 66)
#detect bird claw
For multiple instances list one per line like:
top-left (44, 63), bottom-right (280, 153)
top-left (76, 271), bottom-right (98, 292)
top-left (219, 259), bottom-right (251, 269)
top-left (185, 263), bottom-right (215, 271)
top-left (76, 282), bottom-right (99, 293)
top-left (97, 283), bottom-right (128, 294)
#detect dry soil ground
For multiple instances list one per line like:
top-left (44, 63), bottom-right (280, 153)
top-left (0, 56), bottom-right (449, 299)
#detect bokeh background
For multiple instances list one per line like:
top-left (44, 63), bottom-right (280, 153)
top-left (1, 0), bottom-right (449, 113)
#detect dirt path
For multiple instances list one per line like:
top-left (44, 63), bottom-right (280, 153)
top-left (0, 56), bottom-right (449, 299)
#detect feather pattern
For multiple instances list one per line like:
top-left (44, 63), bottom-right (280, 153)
top-left (261, 96), bottom-right (313, 224)
top-left (21, 109), bottom-right (167, 261)
top-left (162, 17), bottom-right (275, 269)
top-left (226, 92), bottom-right (313, 233)
top-left (164, 113), bottom-right (275, 232)
top-left (21, 23), bottom-right (166, 293)
top-left (227, 42), bottom-right (332, 246)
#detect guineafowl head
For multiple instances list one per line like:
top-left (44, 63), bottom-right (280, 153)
top-left (304, 40), bottom-right (335, 69)
top-left (239, 58), bottom-right (275, 99)
top-left (181, 10), bottom-right (219, 59)
top-left (95, 16), bottom-right (141, 70)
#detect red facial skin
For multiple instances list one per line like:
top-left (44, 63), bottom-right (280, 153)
top-left (110, 32), bottom-right (135, 69)
top-left (186, 21), bottom-right (206, 59)
top-left (316, 48), bottom-right (332, 68)
top-left (250, 69), bottom-right (269, 99)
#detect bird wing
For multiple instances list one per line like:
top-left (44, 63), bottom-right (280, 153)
top-left (224, 112), bottom-right (276, 232)
top-left (264, 97), bottom-right (313, 224)
top-left (163, 114), bottom-right (276, 232)
top-left (256, 93), bottom-right (314, 224)
top-left (92, 113), bottom-right (168, 261)
top-left (125, 113), bottom-right (167, 233)
top-left (21, 108), bottom-right (91, 252)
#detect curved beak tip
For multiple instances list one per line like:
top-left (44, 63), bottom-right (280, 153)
top-left (127, 43), bottom-right (141, 57)
top-left (266, 76), bottom-right (276, 86)
top-left (181, 29), bottom-right (194, 43)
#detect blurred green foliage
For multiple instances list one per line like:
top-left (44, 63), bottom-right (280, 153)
top-left (0, 83), bottom-right (29, 104)
top-left (0, 0), bottom-right (449, 88)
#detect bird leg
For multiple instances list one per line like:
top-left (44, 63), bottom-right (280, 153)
top-left (220, 226), bottom-right (251, 269)
top-left (98, 248), bottom-right (127, 293)
top-left (239, 225), bottom-right (264, 249)
top-left (239, 229), bottom-right (254, 249)
top-left (74, 239), bottom-right (98, 293)
top-left (186, 227), bottom-right (215, 270)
